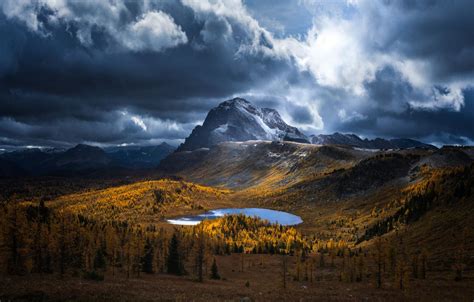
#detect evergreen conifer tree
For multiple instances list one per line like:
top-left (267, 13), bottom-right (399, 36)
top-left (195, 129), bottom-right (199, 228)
top-left (142, 239), bottom-right (154, 274)
top-left (167, 233), bottom-right (184, 275)
top-left (210, 257), bottom-right (220, 280)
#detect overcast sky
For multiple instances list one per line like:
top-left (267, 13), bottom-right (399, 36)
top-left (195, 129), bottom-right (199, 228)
top-left (0, 0), bottom-right (473, 148)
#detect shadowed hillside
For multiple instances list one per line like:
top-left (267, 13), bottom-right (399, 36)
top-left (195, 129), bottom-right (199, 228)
top-left (161, 141), bottom-right (370, 189)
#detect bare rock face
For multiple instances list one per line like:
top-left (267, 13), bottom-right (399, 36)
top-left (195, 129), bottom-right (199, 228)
top-left (177, 98), bottom-right (309, 152)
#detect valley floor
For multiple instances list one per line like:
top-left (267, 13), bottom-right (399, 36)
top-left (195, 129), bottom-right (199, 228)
top-left (1, 254), bottom-right (473, 302)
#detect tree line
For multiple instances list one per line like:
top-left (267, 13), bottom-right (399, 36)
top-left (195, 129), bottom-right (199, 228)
top-left (2, 199), bottom-right (467, 286)
top-left (0, 202), bottom-right (348, 281)
top-left (360, 164), bottom-right (474, 242)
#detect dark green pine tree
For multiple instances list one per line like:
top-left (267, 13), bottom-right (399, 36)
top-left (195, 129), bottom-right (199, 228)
top-left (38, 200), bottom-right (49, 223)
top-left (142, 239), bottom-right (154, 274)
top-left (93, 247), bottom-right (107, 271)
top-left (167, 233), bottom-right (184, 275)
top-left (210, 257), bottom-right (220, 280)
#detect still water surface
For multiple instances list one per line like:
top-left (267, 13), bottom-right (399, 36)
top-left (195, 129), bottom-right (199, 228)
top-left (166, 208), bottom-right (303, 226)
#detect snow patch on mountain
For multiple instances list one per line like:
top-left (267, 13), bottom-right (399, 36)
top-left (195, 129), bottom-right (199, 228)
top-left (214, 124), bottom-right (229, 134)
top-left (177, 98), bottom-right (309, 151)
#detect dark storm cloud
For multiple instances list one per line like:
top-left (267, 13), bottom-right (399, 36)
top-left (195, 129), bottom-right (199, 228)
top-left (321, 67), bottom-right (474, 144)
top-left (364, 67), bottom-right (414, 114)
top-left (0, 0), bottom-right (298, 147)
top-left (313, 0), bottom-right (474, 144)
top-left (288, 104), bottom-right (314, 124)
top-left (0, 0), bottom-right (473, 148)
top-left (0, 7), bottom-right (280, 118)
top-left (362, 0), bottom-right (474, 84)
top-left (335, 88), bottom-right (474, 145)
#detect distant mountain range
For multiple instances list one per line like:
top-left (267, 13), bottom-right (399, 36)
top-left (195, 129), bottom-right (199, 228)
top-left (177, 98), bottom-right (434, 152)
top-left (177, 98), bottom-right (309, 151)
top-left (0, 143), bottom-right (175, 177)
top-left (0, 98), bottom-right (438, 178)
top-left (310, 133), bottom-right (436, 150)
top-left (106, 144), bottom-right (176, 168)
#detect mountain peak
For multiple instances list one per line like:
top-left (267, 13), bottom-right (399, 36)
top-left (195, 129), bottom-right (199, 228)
top-left (218, 97), bottom-right (251, 108)
top-left (67, 144), bottom-right (105, 154)
top-left (177, 98), bottom-right (309, 152)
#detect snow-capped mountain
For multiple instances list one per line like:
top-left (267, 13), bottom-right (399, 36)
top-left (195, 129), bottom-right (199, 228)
top-left (177, 98), bottom-right (309, 152)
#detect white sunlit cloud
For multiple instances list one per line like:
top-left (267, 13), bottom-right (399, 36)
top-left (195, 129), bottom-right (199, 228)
top-left (338, 109), bottom-right (367, 123)
top-left (296, 18), bottom-right (378, 96)
top-left (0, 0), bottom-right (188, 52)
top-left (131, 116), bottom-right (148, 132)
top-left (275, 0), bottom-right (469, 113)
top-left (116, 110), bottom-right (190, 141)
top-left (122, 10), bottom-right (188, 52)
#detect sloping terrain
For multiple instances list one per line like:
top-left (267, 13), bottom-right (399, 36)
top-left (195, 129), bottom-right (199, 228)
top-left (310, 132), bottom-right (435, 149)
top-left (415, 146), bottom-right (473, 168)
top-left (44, 179), bottom-right (230, 223)
top-left (162, 141), bottom-right (367, 189)
top-left (359, 163), bottom-right (474, 270)
top-left (106, 143), bottom-right (175, 168)
top-left (2, 142), bottom-right (473, 302)
top-left (161, 141), bottom-right (474, 267)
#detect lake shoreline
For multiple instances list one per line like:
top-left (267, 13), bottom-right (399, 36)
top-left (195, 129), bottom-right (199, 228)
top-left (166, 207), bottom-right (303, 226)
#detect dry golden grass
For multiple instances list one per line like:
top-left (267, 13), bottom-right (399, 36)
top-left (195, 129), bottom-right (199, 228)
top-left (1, 253), bottom-right (473, 301)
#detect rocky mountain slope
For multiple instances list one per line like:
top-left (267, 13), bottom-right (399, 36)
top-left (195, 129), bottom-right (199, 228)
top-left (161, 140), bottom-right (473, 200)
top-left (162, 140), bottom-right (397, 189)
top-left (176, 98), bottom-right (309, 151)
top-left (310, 132), bottom-right (435, 149)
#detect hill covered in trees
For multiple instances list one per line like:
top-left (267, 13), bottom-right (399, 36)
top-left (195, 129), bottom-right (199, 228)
top-left (1, 145), bottom-right (473, 301)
